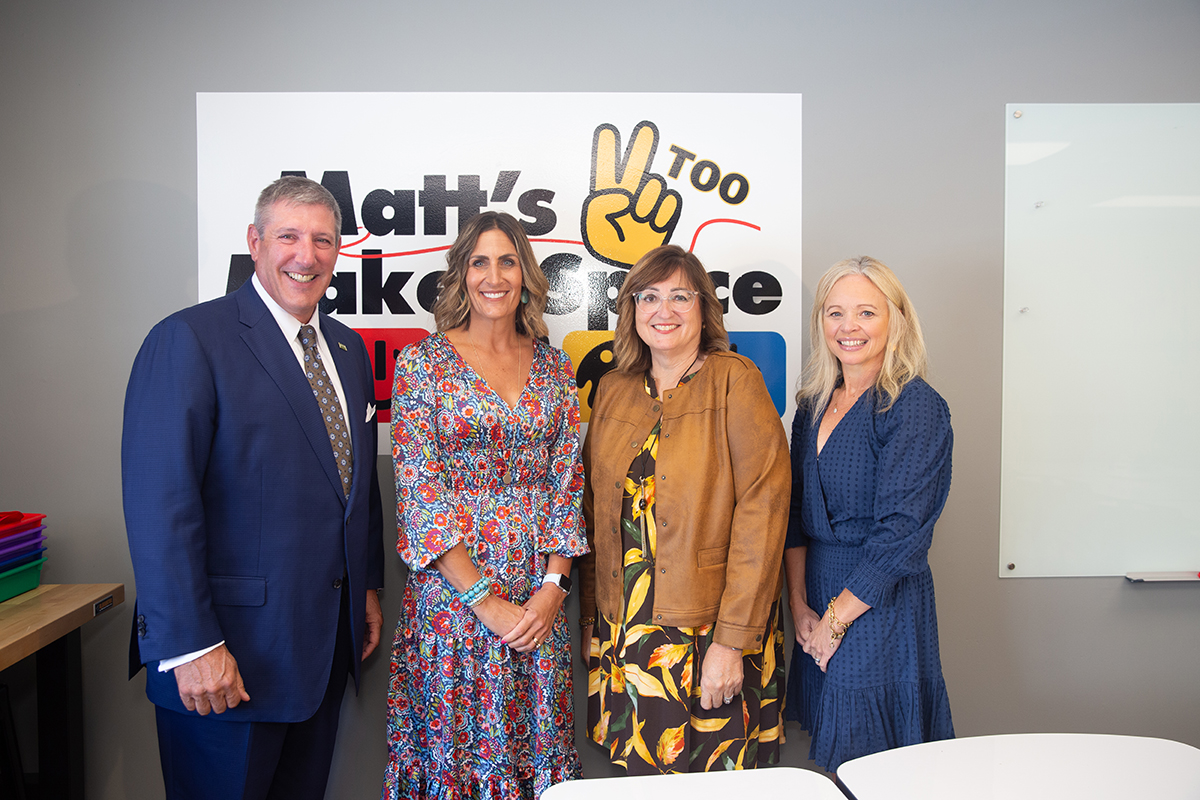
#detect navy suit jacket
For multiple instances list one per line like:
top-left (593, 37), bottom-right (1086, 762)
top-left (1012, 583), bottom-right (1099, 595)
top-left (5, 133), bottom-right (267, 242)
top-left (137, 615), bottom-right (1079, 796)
top-left (122, 279), bottom-right (384, 723)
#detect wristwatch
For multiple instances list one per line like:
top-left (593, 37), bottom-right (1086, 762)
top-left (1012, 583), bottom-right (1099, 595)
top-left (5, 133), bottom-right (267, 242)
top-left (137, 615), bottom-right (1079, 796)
top-left (542, 572), bottom-right (572, 595)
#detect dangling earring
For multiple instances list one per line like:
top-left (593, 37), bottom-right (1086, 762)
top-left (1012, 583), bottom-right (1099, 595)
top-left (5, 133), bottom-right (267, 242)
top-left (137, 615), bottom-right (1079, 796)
top-left (520, 289), bottom-right (530, 304)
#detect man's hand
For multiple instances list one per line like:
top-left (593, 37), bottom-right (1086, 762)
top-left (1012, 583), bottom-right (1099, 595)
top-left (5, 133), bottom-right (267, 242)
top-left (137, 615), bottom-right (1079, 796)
top-left (362, 589), bottom-right (382, 660)
top-left (173, 644), bottom-right (250, 715)
top-left (582, 120), bottom-right (682, 268)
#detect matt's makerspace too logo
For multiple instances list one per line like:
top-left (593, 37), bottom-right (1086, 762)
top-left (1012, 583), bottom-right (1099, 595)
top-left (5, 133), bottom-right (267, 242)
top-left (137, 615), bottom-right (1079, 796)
top-left (221, 119), bottom-right (783, 421)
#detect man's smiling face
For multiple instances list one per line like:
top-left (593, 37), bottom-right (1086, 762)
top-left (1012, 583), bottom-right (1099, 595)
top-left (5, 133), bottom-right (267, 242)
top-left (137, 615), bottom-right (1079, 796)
top-left (247, 200), bottom-right (340, 323)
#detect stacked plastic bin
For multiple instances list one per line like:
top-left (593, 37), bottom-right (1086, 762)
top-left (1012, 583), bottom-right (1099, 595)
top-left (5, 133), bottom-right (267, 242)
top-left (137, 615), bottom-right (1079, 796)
top-left (0, 512), bottom-right (48, 603)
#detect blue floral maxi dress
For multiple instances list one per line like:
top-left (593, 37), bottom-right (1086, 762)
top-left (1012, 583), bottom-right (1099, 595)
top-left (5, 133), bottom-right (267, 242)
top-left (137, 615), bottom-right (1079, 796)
top-left (385, 333), bottom-right (588, 799)
top-left (784, 379), bottom-right (955, 771)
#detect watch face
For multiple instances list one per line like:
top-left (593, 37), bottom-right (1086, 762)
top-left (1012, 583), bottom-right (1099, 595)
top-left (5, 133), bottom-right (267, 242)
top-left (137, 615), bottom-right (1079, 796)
top-left (547, 573), bottom-right (572, 595)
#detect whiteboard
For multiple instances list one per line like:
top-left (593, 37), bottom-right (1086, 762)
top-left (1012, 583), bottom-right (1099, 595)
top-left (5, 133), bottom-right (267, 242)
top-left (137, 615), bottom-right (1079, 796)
top-left (1000, 103), bottom-right (1200, 577)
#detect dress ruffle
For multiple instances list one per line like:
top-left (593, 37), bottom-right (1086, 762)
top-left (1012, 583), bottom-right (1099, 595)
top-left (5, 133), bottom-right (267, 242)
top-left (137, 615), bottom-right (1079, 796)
top-left (788, 646), bottom-right (953, 769)
top-left (384, 622), bottom-right (581, 798)
top-left (383, 754), bottom-right (579, 800)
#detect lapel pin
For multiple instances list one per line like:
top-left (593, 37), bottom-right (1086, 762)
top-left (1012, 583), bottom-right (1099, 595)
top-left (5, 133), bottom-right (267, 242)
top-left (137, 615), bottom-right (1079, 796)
top-left (338, 342), bottom-right (348, 351)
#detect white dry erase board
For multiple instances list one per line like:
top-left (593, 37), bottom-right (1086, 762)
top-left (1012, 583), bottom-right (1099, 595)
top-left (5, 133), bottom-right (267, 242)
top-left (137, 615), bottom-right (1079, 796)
top-left (1000, 103), bottom-right (1200, 578)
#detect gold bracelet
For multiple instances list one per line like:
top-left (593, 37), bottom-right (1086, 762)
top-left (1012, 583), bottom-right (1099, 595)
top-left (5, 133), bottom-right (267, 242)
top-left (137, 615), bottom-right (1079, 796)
top-left (828, 597), bottom-right (851, 641)
top-left (578, 616), bottom-right (596, 627)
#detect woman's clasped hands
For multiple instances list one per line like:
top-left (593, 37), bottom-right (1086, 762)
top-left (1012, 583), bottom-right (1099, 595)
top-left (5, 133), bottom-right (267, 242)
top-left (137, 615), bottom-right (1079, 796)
top-left (799, 611), bottom-right (845, 674)
top-left (473, 584), bottom-right (566, 655)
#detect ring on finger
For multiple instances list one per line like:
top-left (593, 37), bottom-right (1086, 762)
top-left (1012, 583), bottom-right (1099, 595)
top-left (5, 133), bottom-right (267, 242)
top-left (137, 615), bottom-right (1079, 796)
top-left (723, 696), bottom-right (733, 704)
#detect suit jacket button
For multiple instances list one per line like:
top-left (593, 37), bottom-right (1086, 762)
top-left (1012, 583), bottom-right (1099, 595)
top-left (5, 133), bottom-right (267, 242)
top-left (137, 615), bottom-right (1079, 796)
top-left (332, 578), bottom-right (343, 590)
top-left (137, 614), bottom-right (145, 623)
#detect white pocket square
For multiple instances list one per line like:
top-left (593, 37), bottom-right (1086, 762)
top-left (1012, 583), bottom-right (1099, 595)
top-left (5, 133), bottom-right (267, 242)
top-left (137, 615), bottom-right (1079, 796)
top-left (365, 403), bottom-right (376, 423)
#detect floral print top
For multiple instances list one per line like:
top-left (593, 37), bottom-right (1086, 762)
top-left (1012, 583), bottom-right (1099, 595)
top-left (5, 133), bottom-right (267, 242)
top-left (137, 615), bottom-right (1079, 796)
top-left (390, 330), bottom-right (588, 634)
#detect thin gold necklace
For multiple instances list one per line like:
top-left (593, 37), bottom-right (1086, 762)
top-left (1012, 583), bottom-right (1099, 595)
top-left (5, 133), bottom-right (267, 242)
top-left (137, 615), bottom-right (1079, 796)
top-left (468, 331), bottom-right (524, 396)
top-left (832, 384), bottom-right (865, 414)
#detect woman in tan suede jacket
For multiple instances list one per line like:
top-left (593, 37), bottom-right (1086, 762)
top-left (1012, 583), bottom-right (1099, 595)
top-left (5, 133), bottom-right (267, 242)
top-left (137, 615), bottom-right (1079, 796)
top-left (578, 245), bottom-right (790, 774)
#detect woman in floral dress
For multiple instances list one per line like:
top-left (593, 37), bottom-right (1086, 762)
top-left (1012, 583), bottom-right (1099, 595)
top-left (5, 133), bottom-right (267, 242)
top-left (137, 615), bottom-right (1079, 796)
top-left (384, 212), bottom-right (587, 799)
top-left (578, 245), bottom-right (791, 774)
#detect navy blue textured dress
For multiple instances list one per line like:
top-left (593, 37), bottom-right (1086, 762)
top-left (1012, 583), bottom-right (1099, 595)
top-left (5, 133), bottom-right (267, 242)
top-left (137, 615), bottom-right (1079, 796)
top-left (784, 378), bottom-right (954, 770)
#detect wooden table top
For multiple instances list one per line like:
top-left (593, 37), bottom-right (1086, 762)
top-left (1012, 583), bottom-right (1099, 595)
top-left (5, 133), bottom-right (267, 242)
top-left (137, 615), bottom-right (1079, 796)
top-left (0, 583), bottom-right (124, 671)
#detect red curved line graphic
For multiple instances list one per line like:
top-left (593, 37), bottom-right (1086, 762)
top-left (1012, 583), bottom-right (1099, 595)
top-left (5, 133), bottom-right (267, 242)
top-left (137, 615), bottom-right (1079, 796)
top-left (341, 230), bottom-right (372, 249)
top-left (337, 244), bottom-right (455, 260)
top-left (530, 238), bottom-right (585, 246)
top-left (334, 229), bottom-right (764, 260)
top-left (336, 236), bottom-right (586, 260)
top-left (688, 218), bottom-right (761, 252)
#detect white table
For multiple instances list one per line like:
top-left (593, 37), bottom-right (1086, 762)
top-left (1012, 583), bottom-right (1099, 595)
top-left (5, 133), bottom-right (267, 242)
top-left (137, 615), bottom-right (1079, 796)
top-left (542, 767), bottom-right (847, 799)
top-left (837, 733), bottom-right (1200, 800)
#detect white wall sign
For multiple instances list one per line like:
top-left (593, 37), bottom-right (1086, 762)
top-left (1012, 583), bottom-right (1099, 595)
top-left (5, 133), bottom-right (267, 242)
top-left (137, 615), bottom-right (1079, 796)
top-left (198, 93), bottom-right (803, 453)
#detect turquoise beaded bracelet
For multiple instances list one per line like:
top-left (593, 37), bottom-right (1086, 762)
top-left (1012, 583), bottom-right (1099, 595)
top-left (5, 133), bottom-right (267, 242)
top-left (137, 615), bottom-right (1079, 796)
top-left (460, 577), bottom-right (491, 608)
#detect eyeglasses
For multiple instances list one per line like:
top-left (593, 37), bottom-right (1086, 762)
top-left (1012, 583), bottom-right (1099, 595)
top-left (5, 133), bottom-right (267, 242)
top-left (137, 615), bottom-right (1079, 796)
top-left (632, 290), bottom-right (698, 312)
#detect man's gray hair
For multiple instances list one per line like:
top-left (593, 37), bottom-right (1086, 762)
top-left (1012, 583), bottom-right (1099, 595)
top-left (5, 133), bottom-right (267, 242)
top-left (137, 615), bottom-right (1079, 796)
top-left (253, 176), bottom-right (343, 237)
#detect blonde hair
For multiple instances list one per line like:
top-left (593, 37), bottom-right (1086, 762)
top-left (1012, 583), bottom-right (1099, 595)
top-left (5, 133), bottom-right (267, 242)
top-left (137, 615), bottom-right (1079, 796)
top-left (797, 256), bottom-right (928, 421)
top-left (432, 212), bottom-right (549, 339)
top-left (612, 245), bottom-right (729, 373)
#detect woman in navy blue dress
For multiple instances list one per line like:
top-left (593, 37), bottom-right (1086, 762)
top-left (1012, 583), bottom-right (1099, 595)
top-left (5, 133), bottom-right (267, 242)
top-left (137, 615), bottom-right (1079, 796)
top-left (783, 257), bottom-right (954, 771)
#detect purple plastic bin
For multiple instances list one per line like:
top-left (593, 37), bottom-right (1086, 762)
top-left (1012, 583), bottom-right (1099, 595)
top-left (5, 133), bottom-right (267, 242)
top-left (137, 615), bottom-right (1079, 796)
top-left (0, 529), bottom-right (46, 560)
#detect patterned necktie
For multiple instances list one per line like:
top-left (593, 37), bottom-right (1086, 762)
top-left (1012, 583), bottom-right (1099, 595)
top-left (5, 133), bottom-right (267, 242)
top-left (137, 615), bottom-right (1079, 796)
top-left (299, 325), bottom-right (353, 497)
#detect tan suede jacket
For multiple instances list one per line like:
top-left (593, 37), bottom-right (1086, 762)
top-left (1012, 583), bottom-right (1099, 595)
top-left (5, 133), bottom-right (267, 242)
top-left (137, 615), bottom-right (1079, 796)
top-left (578, 351), bottom-right (790, 651)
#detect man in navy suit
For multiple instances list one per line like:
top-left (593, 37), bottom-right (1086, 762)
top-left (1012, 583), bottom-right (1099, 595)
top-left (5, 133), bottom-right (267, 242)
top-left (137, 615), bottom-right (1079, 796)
top-left (122, 176), bottom-right (384, 799)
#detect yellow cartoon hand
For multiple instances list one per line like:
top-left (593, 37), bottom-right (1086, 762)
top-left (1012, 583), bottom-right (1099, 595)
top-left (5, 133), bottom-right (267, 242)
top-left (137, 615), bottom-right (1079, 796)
top-left (582, 120), bottom-right (683, 268)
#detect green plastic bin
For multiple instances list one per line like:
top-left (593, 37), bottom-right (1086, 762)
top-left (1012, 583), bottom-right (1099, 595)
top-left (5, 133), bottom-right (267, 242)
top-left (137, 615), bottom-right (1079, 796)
top-left (0, 557), bottom-right (47, 604)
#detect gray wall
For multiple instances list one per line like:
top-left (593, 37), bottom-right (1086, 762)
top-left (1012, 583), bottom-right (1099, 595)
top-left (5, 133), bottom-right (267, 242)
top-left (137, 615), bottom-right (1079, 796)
top-left (2, 1), bottom-right (1198, 797)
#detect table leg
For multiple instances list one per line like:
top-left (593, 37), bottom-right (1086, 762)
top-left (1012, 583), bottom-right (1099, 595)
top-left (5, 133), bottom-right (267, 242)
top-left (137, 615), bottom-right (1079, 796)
top-left (36, 629), bottom-right (83, 800)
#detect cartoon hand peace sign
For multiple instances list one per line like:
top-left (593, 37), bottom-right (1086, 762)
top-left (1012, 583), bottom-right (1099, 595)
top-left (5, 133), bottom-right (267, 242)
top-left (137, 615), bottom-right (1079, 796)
top-left (581, 120), bottom-right (683, 269)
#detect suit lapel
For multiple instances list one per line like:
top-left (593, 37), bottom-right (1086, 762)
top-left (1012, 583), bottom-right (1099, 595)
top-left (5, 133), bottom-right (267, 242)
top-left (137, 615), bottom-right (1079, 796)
top-left (235, 283), bottom-right (347, 506)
